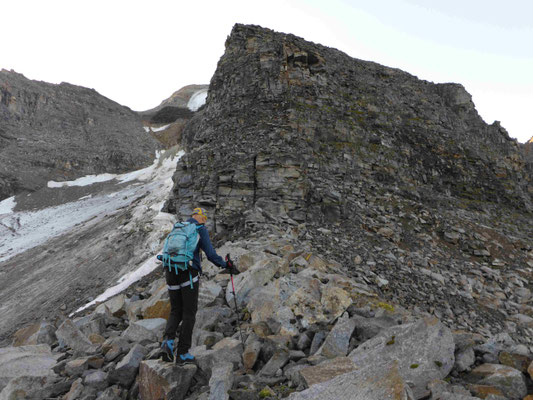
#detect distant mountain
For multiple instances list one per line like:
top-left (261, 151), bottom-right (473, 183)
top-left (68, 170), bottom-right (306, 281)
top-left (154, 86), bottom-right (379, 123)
top-left (138, 84), bottom-right (209, 121)
top-left (0, 70), bottom-right (161, 201)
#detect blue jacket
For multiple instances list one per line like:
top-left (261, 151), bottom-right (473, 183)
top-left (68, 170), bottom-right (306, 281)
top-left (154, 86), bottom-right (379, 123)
top-left (187, 218), bottom-right (227, 272)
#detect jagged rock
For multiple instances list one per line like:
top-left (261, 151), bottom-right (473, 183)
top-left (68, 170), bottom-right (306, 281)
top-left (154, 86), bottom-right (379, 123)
top-left (126, 300), bottom-right (143, 323)
top-left (320, 286), bottom-right (352, 320)
top-left (56, 319), bottom-right (99, 355)
top-left (260, 348), bottom-right (290, 376)
top-left (243, 339), bottom-right (262, 371)
top-left (298, 356), bottom-right (357, 388)
top-left (208, 362), bottom-right (234, 400)
top-left (226, 258), bottom-right (282, 307)
top-left (0, 344), bottom-right (60, 392)
top-left (287, 359), bottom-right (414, 400)
top-left (140, 284), bottom-right (170, 320)
top-left (427, 379), bottom-right (477, 400)
top-left (0, 376), bottom-right (70, 400)
top-left (468, 384), bottom-right (506, 399)
top-left (99, 294), bottom-right (127, 318)
top-left (468, 363), bottom-right (527, 399)
top-left (192, 338), bottom-right (243, 377)
top-left (498, 350), bottom-right (532, 372)
top-left (63, 378), bottom-right (98, 400)
top-left (88, 333), bottom-right (106, 345)
top-left (529, 359), bottom-right (533, 379)
top-left (199, 280), bottom-right (223, 308)
top-left (65, 357), bottom-right (92, 377)
top-left (195, 306), bottom-right (233, 332)
top-left (138, 360), bottom-right (196, 400)
top-left (74, 314), bottom-right (107, 338)
top-left (454, 346), bottom-right (475, 372)
top-left (108, 343), bottom-right (148, 387)
top-left (121, 318), bottom-right (166, 343)
top-left (102, 337), bottom-right (132, 362)
top-left (95, 385), bottom-right (122, 400)
top-left (316, 313), bottom-right (357, 358)
top-left (247, 279), bottom-right (299, 336)
top-left (193, 329), bottom-right (224, 349)
top-left (297, 332), bottom-right (312, 351)
top-left (84, 370), bottom-right (108, 391)
top-left (309, 331), bottom-right (327, 356)
top-left (348, 317), bottom-right (454, 399)
top-left (351, 314), bottom-right (398, 344)
top-left (11, 321), bottom-right (56, 347)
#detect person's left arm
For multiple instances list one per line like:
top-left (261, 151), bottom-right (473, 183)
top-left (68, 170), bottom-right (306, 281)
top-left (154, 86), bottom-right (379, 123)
top-left (198, 226), bottom-right (227, 268)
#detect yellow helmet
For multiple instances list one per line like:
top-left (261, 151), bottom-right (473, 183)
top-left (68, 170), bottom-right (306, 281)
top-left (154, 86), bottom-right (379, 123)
top-left (192, 207), bottom-right (207, 218)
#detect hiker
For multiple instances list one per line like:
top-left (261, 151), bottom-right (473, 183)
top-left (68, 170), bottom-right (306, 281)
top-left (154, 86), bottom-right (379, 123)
top-left (159, 207), bottom-right (239, 364)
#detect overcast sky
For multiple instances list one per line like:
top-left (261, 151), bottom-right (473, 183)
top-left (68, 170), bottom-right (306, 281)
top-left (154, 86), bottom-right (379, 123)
top-left (3, 0), bottom-right (532, 142)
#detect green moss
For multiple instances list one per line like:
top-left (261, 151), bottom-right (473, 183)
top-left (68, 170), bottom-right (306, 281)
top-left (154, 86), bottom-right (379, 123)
top-left (377, 302), bottom-right (395, 312)
top-left (434, 361), bottom-right (443, 368)
top-left (386, 335), bottom-right (396, 345)
top-left (410, 364), bottom-right (419, 369)
top-left (259, 388), bottom-right (273, 398)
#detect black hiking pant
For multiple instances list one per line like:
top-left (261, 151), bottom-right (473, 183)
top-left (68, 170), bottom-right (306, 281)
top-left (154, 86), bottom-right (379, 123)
top-left (163, 267), bottom-right (199, 355)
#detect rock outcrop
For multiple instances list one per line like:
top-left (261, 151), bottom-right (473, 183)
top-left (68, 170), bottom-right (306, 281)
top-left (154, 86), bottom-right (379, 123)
top-left (164, 24), bottom-right (533, 347)
top-left (0, 69), bottom-right (161, 200)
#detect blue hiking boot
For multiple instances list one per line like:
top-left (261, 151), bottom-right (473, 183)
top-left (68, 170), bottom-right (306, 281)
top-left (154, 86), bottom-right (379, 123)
top-left (177, 352), bottom-right (196, 365)
top-left (160, 339), bottom-right (175, 362)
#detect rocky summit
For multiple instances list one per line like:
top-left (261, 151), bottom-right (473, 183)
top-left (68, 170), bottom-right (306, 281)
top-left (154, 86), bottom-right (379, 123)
top-left (0, 24), bottom-right (532, 400)
top-left (0, 69), bottom-right (161, 201)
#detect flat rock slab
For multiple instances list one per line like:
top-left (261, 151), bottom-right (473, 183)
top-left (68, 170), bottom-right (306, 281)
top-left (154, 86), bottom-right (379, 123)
top-left (138, 359), bottom-right (196, 400)
top-left (225, 258), bottom-right (280, 307)
top-left (208, 362), bottom-right (234, 400)
top-left (56, 319), bottom-right (99, 355)
top-left (288, 360), bottom-right (414, 400)
top-left (299, 357), bottom-right (357, 388)
top-left (348, 317), bottom-right (454, 400)
top-left (469, 363), bottom-right (527, 399)
top-left (0, 345), bottom-right (60, 392)
top-left (122, 318), bottom-right (166, 343)
top-left (317, 313), bottom-right (356, 358)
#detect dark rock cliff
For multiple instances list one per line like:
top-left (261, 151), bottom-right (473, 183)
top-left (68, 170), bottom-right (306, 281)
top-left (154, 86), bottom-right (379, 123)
top-left (166, 24), bottom-right (531, 224)
top-left (0, 70), bottom-right (161, 200)
top-left (164, 25), bottom-right (533, 336)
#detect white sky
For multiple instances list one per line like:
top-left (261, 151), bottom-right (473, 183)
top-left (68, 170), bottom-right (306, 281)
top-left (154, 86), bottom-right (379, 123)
top-left (2, 0), bottom-right (532, 142)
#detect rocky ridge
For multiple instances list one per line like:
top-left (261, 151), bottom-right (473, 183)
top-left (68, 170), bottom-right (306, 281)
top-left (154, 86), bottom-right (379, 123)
top-left (0, 228), bottom-right (531, 399)
top-left (164, 24), bottom-right (533, 346)
top-left (0, 69), bottom-right (161, 201)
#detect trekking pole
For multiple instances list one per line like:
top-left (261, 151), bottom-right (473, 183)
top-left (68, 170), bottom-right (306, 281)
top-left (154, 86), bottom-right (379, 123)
top-left (226, 254), bottom-right (246, 358)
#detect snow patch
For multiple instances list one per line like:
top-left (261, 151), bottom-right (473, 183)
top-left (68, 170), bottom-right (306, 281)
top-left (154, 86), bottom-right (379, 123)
top-left (0, 196), bottom-right (16, 215)
top-left (152, 124), bottom-right (170, 132)
top-left (48, 173), bottom-right (116, 188)
top-left (46, 150), bottom-right (183, 188)
top-left (187, 89), bottom-right (208, 111)
top-left (72, 255), bottom-right (161, 315)
top-left (1, 149), bottom-right (184, 263)
top-left (143, 126), bottom-right (150, 133)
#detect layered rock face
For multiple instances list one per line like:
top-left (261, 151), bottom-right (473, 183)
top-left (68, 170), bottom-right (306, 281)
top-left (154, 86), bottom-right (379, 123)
top-left (0, 70), bottom-right (161, 200)
top-left (165, 24), bottom-right (533, 338)
top-left (167, 24), bottom-right (531, 221)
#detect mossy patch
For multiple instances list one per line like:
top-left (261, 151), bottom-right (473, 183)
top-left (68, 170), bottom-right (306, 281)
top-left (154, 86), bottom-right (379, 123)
top-left (410, 364), bottom-right (419, 369)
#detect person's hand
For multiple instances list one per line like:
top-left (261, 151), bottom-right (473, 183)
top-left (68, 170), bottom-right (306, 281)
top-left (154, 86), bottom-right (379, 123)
top-left (225, 254), bottom-right (240, 275)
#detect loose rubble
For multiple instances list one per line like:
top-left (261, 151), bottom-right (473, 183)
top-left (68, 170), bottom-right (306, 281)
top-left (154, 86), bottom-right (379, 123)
top-left (1, 231), bottom-right (531, 399)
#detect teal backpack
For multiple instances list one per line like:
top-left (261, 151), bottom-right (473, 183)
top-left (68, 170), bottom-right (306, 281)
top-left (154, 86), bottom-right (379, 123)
top-left (162, 221), bottom-right (201, 277)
